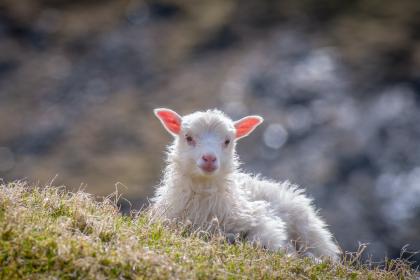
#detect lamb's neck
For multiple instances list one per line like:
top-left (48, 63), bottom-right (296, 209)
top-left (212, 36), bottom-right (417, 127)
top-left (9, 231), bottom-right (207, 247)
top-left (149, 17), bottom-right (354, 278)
top-left (174, 173), bottom-right (232, 194)
top-left (164, 168), bottom-right (238, 226)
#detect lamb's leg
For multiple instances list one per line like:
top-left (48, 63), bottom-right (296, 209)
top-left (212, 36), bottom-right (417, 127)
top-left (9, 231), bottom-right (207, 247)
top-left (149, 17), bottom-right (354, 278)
top-left (246, 178), bottom-right (340, 261)
top-left (245, 214), bottom-right (291, 253)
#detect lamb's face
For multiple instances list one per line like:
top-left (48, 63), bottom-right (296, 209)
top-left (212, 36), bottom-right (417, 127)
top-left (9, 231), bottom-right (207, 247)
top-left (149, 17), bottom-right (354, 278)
top-left (176, 111), bottom-right (236, 178)
top-left (154, 108), bottom-right (263, 179)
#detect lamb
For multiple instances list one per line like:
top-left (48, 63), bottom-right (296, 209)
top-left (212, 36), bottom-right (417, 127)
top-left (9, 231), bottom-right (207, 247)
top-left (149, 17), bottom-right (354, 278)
top-left (151, 108), bottom-right (340, 260)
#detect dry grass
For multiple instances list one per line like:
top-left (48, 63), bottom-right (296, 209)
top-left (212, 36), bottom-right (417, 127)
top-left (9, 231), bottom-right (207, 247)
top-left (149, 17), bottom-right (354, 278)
top-left (0, 181), bottom-right (417, 279)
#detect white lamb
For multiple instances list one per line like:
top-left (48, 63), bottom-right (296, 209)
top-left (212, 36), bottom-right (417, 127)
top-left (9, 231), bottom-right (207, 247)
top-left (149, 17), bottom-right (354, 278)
top-left (151, 108), bottom-right (340, 260)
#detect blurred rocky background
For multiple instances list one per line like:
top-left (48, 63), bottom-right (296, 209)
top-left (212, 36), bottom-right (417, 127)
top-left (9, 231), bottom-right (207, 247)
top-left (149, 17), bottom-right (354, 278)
top-left (1, 0), bottom-right (420, 265)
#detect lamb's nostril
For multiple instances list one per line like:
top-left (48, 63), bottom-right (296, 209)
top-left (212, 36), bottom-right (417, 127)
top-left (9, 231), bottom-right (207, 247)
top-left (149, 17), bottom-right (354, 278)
top-left (202, 154), bottom-right (217, 163)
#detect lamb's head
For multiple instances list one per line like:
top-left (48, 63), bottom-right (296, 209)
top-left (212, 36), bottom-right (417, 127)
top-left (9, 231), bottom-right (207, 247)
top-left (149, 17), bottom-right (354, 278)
top-left (154, 108), bottom-right (263, 179)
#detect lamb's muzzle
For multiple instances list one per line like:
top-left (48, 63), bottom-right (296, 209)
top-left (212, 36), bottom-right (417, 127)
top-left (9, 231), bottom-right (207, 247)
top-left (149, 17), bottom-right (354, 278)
top-left (152, 108), bottom-right (341, 261)
top-left (200, 153), bottom-right (218, 173)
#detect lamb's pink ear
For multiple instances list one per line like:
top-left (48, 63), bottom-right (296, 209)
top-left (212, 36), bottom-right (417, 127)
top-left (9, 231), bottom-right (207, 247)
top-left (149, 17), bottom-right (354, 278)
top-left (154, 108), bottom-right (182, 136)
top-left (234, 115), bottom-right (263, 140)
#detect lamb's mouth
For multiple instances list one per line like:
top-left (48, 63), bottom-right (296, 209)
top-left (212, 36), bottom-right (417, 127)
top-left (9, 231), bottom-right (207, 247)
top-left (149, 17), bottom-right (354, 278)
top-left (199, 164), bottom-right (217, 173)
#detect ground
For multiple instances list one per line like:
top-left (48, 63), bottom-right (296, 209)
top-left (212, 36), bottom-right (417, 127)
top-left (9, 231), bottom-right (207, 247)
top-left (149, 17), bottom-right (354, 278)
top-left (0, 181), bottom-right (417, 279)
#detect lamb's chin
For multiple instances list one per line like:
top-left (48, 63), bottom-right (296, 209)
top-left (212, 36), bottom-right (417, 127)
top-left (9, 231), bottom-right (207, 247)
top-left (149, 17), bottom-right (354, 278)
top-left (188, 168), bottom-right (220, 180)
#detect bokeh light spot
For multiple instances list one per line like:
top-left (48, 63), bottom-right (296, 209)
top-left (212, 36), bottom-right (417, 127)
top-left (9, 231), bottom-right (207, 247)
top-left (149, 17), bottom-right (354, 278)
top-left (263, 124), bottom-right (288, 149)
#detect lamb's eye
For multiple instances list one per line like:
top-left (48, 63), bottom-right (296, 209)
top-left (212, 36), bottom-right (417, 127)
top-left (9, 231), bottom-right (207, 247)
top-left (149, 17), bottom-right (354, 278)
top-left (186, 135), bottom-right (194, 144)
top-left (224, 139), bottom-right (230, 146)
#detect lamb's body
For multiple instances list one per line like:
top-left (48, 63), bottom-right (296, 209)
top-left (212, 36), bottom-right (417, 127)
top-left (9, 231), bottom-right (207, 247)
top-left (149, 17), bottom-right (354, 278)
top-left (152, 108), bottom-right (340, 260)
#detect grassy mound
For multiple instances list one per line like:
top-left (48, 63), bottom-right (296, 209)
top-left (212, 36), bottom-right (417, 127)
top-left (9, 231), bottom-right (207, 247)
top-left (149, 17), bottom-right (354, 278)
top-left (0, 181), bottom-right (417, 279)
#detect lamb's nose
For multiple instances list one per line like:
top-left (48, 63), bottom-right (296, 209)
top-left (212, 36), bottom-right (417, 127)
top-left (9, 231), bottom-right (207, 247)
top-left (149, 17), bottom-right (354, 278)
top-left (202, 154), bottom-right (217, 163)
